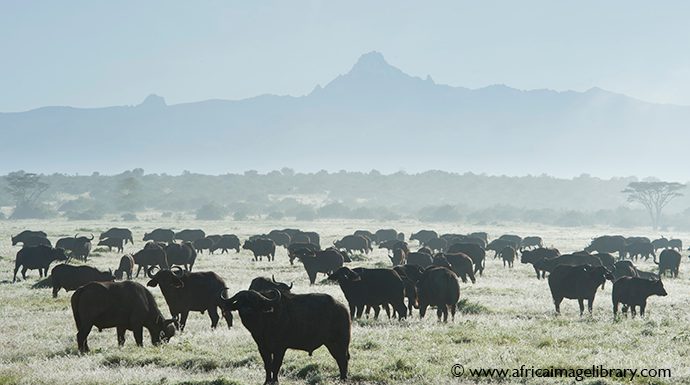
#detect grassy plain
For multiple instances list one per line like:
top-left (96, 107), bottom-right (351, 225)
top-left (0, 218), bottom-right (689, 385)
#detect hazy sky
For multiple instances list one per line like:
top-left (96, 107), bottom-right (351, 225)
top-left (2, 1), bottom-right (690, 112)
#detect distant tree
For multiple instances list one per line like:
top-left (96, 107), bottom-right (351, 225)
top-left (623, 181), bottom-right (685, 230)
top-left (117, 176), bottom-right (142, 211)
top-left (196, 203), bottom-right (227, 220)
top-left (5, 171), bottom-right (51, 219)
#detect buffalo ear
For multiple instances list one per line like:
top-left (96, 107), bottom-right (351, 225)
top-left (147, 279), bottom-right (158, 287)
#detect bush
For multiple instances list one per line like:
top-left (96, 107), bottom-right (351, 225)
top-left (267, 211), bottom-right (284, 220)
top-left (196, 203), bottom-right (227, 220)
top-left (10, 203), bottom-right (56, 219)
top-left (121, 213), bottom-right (138, 221)
top-left (65, 208), bottom-right (105, 221)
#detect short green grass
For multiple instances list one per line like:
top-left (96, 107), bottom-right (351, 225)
top-left (0, 218), bottom-right (688, 384)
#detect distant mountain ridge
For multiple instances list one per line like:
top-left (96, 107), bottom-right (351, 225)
top-left (1, 51), bottom-right (688, 180)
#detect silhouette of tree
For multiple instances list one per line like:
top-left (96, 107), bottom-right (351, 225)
top-left (5, 171), bottom-right (50, 218)
top-left (623, 181), bottom-right (684, 229)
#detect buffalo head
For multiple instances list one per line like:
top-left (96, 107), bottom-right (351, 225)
top-left (327, 267), bottom-right (361, 283)
top-left (147, 266), bottom-right (184, 289)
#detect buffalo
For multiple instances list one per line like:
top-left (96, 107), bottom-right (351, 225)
top-left (548, 265), bottom-right (613, 315)
top-left (220, 289), bottom-right (350, 384)
top-left (174, 229), bottom-right (206, 243)
top-left (426, 237), bottom-right (447, 253)
top-left (192, 237), bottom-right (214, 254)
top-left (417, 266), bottom-right (460, 322)
top-left (446, 243), bottom-right (485, 276)
top-left (520, 236), bottom-right (543, 250)
top-left (114, 254), bottom-right (135, 280)
top-left (13, 245), bottom-right (68, 282)
top-left (56, 234), bottom-right (93, 261)
top-left (405, 252), bottom-right (433, 268)
top-left (334, 235), bottom-right (370, 255)
top-left (243, 238), bottom-right (276, 262)
top-left (439, 252), bottom-right (475, 284)
top-left (210, 234), bottom-right (241, 254)
top-left (99, 228), bottom-right (133, 245)
top-left (11, 230), bottom-right (48, 246)
top-left (266, 231), bottom-right (291, 248)
top-left (143, 228), bottom-right (175, 243)
top-left (654, 249), bottom-right (681, 278)
top-left (625, 241), bottom-right (655, 261)
top-left (288, 242), bottom-right (319, 265)
top-left (612, 277), bottom-right (667, 318)
top-left (165, 242), bottom-right (197, 271)
top-left (71, 280), bottom-right (176, 352)
top-left (584, 235), bottom-right (627, 260)
top-left (133, 248), bottom-right (169, 277)
top-left (328, 267), bottom-right (407, 320)
top-left (410, 230), bottom-right (439, 246)
top-left (97, 237), bottom-right (124, 253)
top-left (499, 246), bottom-right (516, 268)
top-left (249, 276), bottom-right (293, 293)
top-left (375, 229), bottom-right (398, 244)
top-left (294, 248), bottom-right (345, 284)
top-left (520, 248), bottom-right (560, 279)
top-left (51, 264), bottom-right (114, 297)
top-left (147, 266), bottom-right (233, 330)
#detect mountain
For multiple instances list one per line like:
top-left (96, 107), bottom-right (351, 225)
top-left (1, 51), bottom-right (689, 179)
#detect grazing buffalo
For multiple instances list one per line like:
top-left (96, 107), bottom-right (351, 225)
top-left (611, 260), bottom-right (638, 281)
top-left (584, 235), bottom-right (627, 260)
top-left (655, 249), bottom-right (681, 278)
top-left (143, 228), bottom-right (175, 243)
top-left (249, 276), bottom-right (293, 293)
top-left (418, 267), bottom-right (461, 322)
top-left (266, 231), bottom-right (291, 248)
top-left (499, 246), bottom-right (516, 268)
top-left (669, 238), bottom-right (683, 251)
top-left (498, 234), bottom-right (522, 249)
top-left (426, 237), bottom-right (447, 253)
top-left (625, 241), bottom-right (655, 261)
top-left (446, 243), bottom-right (485, 276)
top-left (334, 235), bottom-right (370, 255)
top-left (243, 238), bottom-right (276, 262)
top-left (486, 239), bottom-right (514, 258)
top-left (56, 234), bottom-right (93, 261)
top-left (133, 248), bottom-right (169, 278)
top-left (328, 267), bottom-right (407, 320)
top-left (11, 230), bottom-right (48, 246)
top-left (51, 264), bottom-right (114, 297)
top-left (97, 237), bottom-right (124, 253)
top-left (71, 281), bottom-right (176, 352)
top-left (287, 242), bottom-right (319, 265)
top-left (192, 237), bottom-right (214, 254)
top-left (175, 229), bottom-right (206, 243)
top-left (114, 254), bottom-right (135, 280)
top-left (378, 240), bottom-right (408, 254)
top-left (147, 266), bottom-right (233, 330)
top-left (165, 242), bottom-right (197, 271)
top-left (520, 248), bottom-right (560, 279)
top-left (294, 248), bottom-right (344, 284)
top-left (99, 228), bottom-right (133, 245)
top-left (210, 234), bottom-right (241, 254)
top-left (534, 253), bottom-right (606, 281)
top-left (13, 245), bottom-right (68, 282)
top-left (440, 252), bottom-right (476, 284)
top-left (612, 277), bottom-right (667, 318)
top-left (375, 229), bottom-right (398, 244)
top-left (353, 230), bottom-right (376, 244)
top-left (410, 230), bottom-right (439, 246)
top-left (220, 289), bottom-right (350, 384)
top-left (548, 265), bottom-right (613, 315)
top-left (520, 236), bottom-right (543, 250)
top-left (393, 264), bottom-right (423, 315)
top-left (651, 237), bottom-right (669, 253)
top-left (405, 252), bottom-right (433, 269)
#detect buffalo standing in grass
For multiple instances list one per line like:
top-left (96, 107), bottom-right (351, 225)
top-left (133, 248), bottom-right (169, 278)
top-left (56, 234), bottom-right (93, 261)
top-left (192, 237), bottom-right (214, 254)
top-left (655, 249), bottom-right (681, 278)
top-left (625, 241), bottom-right (655, 261)
top-left (446, 243), bottom-right (485, 276)
top-left (328, 267), bottom-right (407, 320)
top-left (51, 264), bottom-right (114, 298)
top-left (294, 248), bottom-right (344, 285)
top-left (266, 231), bottom-right (291, 248)
top-left (417, 266), bottom-right (460, 322)
top-left (499, 246), bottom-right (516, 268)
top-left (249, 276), bottom-right (293, 293)
top-left (410, 230), bottom-right (439, 246)
top-left (520, 236), bottom-right (543, 250)
top-left (521, 248), bottom-right (560, 279)
top-left (11, 230), bottom-right (48, 246)
top-left (243, 238), bottom-right (276, 262)
top-left (174, 229), bottom-right (206, 243)
top-left (97, 237), bottom-right (124, 253)
top-left (143, 228), bottom-right (175, 243)
top-left (220, 289), bottom-right (350, 384)
top-left (612, 277), bottom-right (667, 318)
top-left (334, 235), bottom-right (370, 255)
top-left (147, 266), bottom-right (233, 330)
top-left (426, 237), bottom-right (448, 253)
top-left (114, 254), bottom-right (135, 280)
top-left (375, 229), bottom-right (398, 244)
top-left (584, 235), bottom-right (627, 260)
top-left (71, 280), bottom-right (176, 352)
top-left (165, 242), bottom-right (197, 271)
top-left (99, 228), bottom-right (133, 245)
top-left (439, 252), bottom-right (476, 284)
top-left (210, 234), bottom-right (241, 254)
top-left (287, 242), bottom-right (318, 265)
top-left (548, 265), bottom-right (613, 316)
top-left (13, 245), bottom-right (68, 282)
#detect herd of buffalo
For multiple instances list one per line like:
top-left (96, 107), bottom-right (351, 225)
top-left (8, 227), bottom-right (684, 383)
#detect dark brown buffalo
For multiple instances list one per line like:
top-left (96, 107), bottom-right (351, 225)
top-left (654, 249), bottom-right (681, 278)
top-left (520, 236), bottom-right (543, 250)
top-left (446, 243), bottom-right (485, 276)
top-left (192, 237), bottom-right (214, 254)
top-left (611, 260), bottom-right (637, 281)
top-left (440, 252), bottom-right (476, 284)
top-left (266, 231), bottom-right (291, 248)
top-left (410, 230), bottom-right (439, 246)
top-left (499, 246), bottom-right (516, 268)
top-left (114, 254), bottom-right (135, 280)
top-left (133, 248), bottom-right (169, 277)
top-left (334, 235), bottom-right (370, 255)
top-left (249, 276), bottom-right (293, 293)
top-left (71, 281), bottom-right (176, 352)
top-left (243, 238), bottom-right (276, 262)
top-left (287, 242), bottom-right (319, 265)
top-left (51, 264), bottom-right (114, 297)
top-left (165, 242), bottom-right (197, 271)
top-left (521, 248), bottom-right (560, 279)
top-left (97, 237), bottom-right (124, 253)
top-left (417, 246), bottom-right (433, 256)
top-left (174, 229), bottom-right (206, 242)
top-left (584, 235), bottom-right (627, 260)
top-left (294, 248), bottom-right (344, 284)
top-left (389, 247), bottom-right (408, 266)
top-left (418, 266), bottom-right (461, 322)
top-left (220, 289), bottom-right (350, 384)
top-left (625, 241), bottom-right (655, 261)
top-left (393, 264), bottom-right (423, 315)
top-left (210, 234), bottom-right (241, 254)
top-left (328, 267), bottom-right (407, 320)
top-left (534, 253), bottom-right (605, 274)
top-left (99, 228), bottom-right (133, 245)
top-left (405, 251), bottom-right (433, 268)
top-left (56, 234), bottom-right (93, 261)
top-left (13, 245), bottom-right (68, 282)
top-left (548, 265), bottom-right (613, 315)
top-left (11, 230), bottom-right (48, 246)
top-left (353, 230), bottom-right (376, 244)
top-left (612, 277), bottom-right (667, 318)
top-left (426, 237), bottom-right (447, 253)
top-left (375, 229), bottom-right (398, 244)
top-left (651, 237), bottom-right (669, 252)
top-left (147, 266), bottom-right (233, 330)
top-left (486, 239), bottom-right (514, 258)
top-left (301, 231), bottom-right (321, 248)
top-left (143, 228), bottom-right (175, 243)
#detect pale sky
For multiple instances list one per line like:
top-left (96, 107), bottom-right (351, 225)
top-left (2, 1), bottom-right (690, 112)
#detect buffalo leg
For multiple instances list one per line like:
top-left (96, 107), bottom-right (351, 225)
top-left (270, 348), bottom-right (286, 383)
top-left (450, 304), bottom-right (457, 321)
top-left (133, 327), bottom-right (144, 347)
top-left (355, 305), bottom-right (364, 319)
top-left (587, 297), bottom-right (594, 315)
top-left (640, 302), bottom-right (647, 317)
top-left (77, 325), bottom-right (92, 353)
top-left (21, 267), bottom-right (28, 280)
top-left (373, 305), bottom-right (380, 319)
top-left (135, 265), bottom-right (143, 278)
top-left (348, 304), bottom-right (356, 319)
top-left (383, 304), bottom-right (391, 319)
top-left (257, 344), bottom-right (272, 385)
top-left (553, 297), bottom-right (563, 314)
top-left (577, 299), bottom-right (585, 316)
top-left (613, 301), bottom-right (619, 318)
top-left (208, 307), bottom-right (220, 329)
top-left (52, 283), bottom-right (60, 298)
top-left (621, 304), bottom-right (629, 317)
top-left (326, 343), bottom-right (349, 380)
top-left (117, 327), bottom-right (126, 346)
top-left (12, 264), bottom-right (20, 282)
top-left (179, 311), bottom-right (189, 331)
top-left (419, 303), bottom-right (428, 319)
